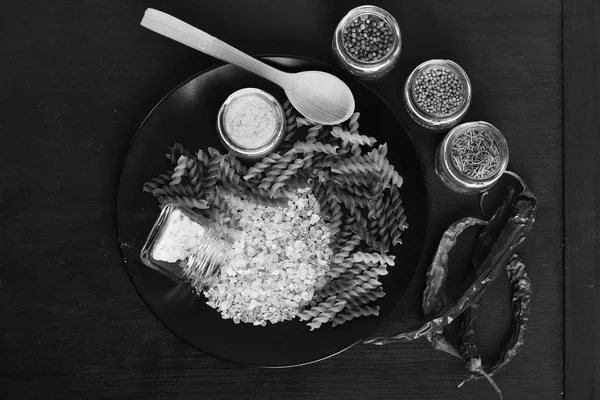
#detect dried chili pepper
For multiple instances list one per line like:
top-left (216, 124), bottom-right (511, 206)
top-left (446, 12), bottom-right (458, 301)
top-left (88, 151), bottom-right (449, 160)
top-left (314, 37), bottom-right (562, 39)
top-left (454, 186), bottom-right (521, 399)
top-left (459, 301), bottom-right (503, 399)
top-left (420, 217), bottom-right (487, 359)
top-left (458, 256), bottom-right (532, 387)
top-left (364, 188), bottom-right (537, 346)
top-left (423, 217), bottom-right (488, 317)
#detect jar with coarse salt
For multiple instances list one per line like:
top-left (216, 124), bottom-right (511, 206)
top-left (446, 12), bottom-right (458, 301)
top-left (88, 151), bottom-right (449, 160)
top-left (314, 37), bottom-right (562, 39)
top-left (140, 203), bottom-right (235, 291)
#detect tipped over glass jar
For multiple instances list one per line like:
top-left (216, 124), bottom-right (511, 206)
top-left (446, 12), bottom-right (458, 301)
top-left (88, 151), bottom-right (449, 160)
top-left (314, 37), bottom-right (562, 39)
top-left (404, 59), bottom-right (472, 131)
top-left (332, 5), bottom-right (402, 81)
top-left (140, 203), bottom-right (235, 291)
top-left (435, 121), bottom-right (509, 194)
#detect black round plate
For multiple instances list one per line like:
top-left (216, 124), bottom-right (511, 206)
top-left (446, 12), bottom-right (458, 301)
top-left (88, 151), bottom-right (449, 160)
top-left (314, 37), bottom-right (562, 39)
top-left (116, 56), bottom-right (430, 367)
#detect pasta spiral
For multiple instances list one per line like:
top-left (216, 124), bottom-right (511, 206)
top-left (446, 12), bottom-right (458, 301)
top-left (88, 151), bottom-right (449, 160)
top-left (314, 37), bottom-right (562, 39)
top-left (331, 157), bottom-right (380, 175)
top-left (283, 99), bottom-right (298, 142)
top-left (337, 288), bottom-right (385, 307)
top-left (296, 115), bottom-right (317, 127)
top-left (327, 257), bottom-right (355, 279)
top-left (306, 299), bottom-right (347, 331)
top-left (165, 142), bottom-right (190, 165)
top-left (270, 158), bottom-right (305, 196)
top-left (196, 148), bottom-right (211, 170)
top-left (258, 148), bottom-right (298, 191)
top-left (332, 173), bottom-right (372, 187)
top-left (331, 304), bottom-right (379, 327)
top-left (330, 126), bottom-right (377, 147)
top-left (170, 155), bottom-right (189, 185)
top-left (142, 171), bottom-right (173, 194)
top-left (305, 124), bottom-right (324, 143)
top-left (352, 252), bottom-right (396, 266)
top-left (297, 296), bottom-right (337, 321)
top-left (244, 153), bottom-right (282, 181)
top-left (187, 159), bottom-right (203, 196)
top-left (293, 141), bottom-right (339, 155)
top-left (332, 234), bottom-right (361, 264)
top-left (159, 195), bottom-right (209, 210)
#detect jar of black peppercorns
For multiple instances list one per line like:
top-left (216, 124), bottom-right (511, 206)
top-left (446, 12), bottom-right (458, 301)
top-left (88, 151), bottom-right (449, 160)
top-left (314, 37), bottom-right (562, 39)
top-left (403, 59), bottom-right (472, 131)
top-left (332, 5), bottom-right (401, 81)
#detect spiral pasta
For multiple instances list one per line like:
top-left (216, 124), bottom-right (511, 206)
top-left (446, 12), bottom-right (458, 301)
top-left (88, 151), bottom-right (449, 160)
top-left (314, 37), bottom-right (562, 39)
top-left (165, 142), bottom-right (190, 165)
top-left (306, 299), bottom-right (347, 331)
top-left (203, 149), bottom-right (224, 194)
top-left (347, 112), bottom-right (360, 134)
top-left (331, 156), bottom-right (380, 176)
top-left (327, 257), bottom-right (355, 279)
top-left (331, 304), bottom-right (380, 327)
top-left (244, 153), bottom-right (282, 181)
top-left (225, 152), bottom-right (248, 177)
top-left (196, 148), bottom-right (211, 170)
top-left (170, 155), bottom-right (189, 186)
top-left (332, 234), bottom-right (361, 264)
top-left (332, 173), bottom-right (372, 187)
top-left (293, 141), bottom-right (339, 155)
top-left (334, 189), bottom-right (371, 214)
top-left (187, 159), bottom-right (203, 196)
top-left (337, 288), bottom-right (385, 307)
top-left (270, 158), bottom-right (305, 196)
top-left (258, 148), bottom-right (298, 191)
top-left (297, 296), bottom-right (337, 321)
top-left (352, 252), bottom-right (396, 266)
top-left (143, 171), bottom-right (174, 194)
top-left (296, 115), bottom-right (317, 127)
top-left (159, 194), bottom-right (209, 210)
top-left (283, 99), bottom-right (298, 142)
top-left (330, 126), bottom-right (377, 147)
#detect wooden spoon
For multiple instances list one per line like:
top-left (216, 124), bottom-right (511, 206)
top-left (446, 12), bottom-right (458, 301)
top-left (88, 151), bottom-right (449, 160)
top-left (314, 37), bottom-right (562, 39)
top-left (141, 8), bottom-right (355, 125)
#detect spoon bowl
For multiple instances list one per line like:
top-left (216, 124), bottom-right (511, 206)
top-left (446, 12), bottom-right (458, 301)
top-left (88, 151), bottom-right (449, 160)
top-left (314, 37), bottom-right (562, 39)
top-left (286, 71), bottom-right (355, 125)
top-left (141, 8), bottom-right (356, 125)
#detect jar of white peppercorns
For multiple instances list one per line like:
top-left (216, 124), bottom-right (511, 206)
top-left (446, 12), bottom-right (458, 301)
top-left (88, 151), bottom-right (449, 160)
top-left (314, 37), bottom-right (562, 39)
top-left (332, 5), bottom-right (402, 81)
top-left (403, 59), bottom-right (472, 131)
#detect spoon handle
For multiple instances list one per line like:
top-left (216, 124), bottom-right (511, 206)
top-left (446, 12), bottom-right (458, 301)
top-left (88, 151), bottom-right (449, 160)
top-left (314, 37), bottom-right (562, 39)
top-left (141, 8), bottom-right (291, 89)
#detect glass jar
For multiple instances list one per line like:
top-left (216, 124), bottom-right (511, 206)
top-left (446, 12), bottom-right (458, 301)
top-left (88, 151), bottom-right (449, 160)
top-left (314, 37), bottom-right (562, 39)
top-left (216, 88), bottom-right (286, 160)
top-left (435, 121), bottom-right (509, 194)
top-left (332, 5), bottom-right (402, 81)
top-left (140, 203), bottom-right (234, 290)
top-left (404, 59), bottom-right (472, 131)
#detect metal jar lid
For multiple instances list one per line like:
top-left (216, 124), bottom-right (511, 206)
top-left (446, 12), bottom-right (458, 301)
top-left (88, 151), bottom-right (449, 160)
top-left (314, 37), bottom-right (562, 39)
top-left (216, 88), bottom-right (286, 160)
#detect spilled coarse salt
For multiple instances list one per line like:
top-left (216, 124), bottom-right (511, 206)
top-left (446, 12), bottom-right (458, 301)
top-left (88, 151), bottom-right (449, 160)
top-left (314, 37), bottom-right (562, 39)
top-left (202, 189), bottom-right (333, 326)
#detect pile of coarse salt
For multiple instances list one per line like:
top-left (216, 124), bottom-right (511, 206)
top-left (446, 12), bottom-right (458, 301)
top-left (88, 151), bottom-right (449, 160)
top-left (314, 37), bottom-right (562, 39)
top-left (203, 188), bottom-right (333, 326)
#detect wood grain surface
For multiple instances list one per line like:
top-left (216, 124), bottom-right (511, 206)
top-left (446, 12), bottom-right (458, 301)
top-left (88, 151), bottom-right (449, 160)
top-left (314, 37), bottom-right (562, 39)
top-left (563, 0), bottom-right (600, 398)
top-left (0, 0), bottom-right (567, 399)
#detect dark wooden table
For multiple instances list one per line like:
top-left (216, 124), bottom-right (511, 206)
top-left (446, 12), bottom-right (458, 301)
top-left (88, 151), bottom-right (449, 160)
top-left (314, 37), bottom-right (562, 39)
top-left (1, 1), bottom-right (597, 399)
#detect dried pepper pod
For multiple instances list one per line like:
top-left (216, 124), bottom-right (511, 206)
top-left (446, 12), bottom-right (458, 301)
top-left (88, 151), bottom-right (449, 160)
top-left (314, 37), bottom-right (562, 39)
top-left (423, 217), bottom-right (488, 317)
top-left (458, 256), bottom-right (532, 386)
top-left (420, 217), bottom-right (487, 359)
top-left (365, 187), bottom-right (537, 345)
